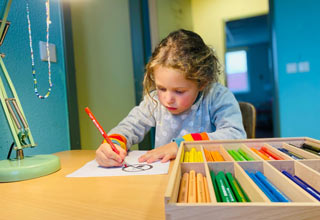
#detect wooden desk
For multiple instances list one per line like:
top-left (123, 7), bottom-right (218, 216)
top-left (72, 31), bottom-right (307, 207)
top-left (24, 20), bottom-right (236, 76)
top-left (0, 150), bottom-right (171, 220)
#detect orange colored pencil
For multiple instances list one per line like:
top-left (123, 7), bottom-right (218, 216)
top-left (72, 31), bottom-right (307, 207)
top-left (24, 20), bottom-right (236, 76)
top-left (211, 151), bottom-right (224, 161)
top-left (204, 149), bottom-right (214, 161)
top-left (251, 148), bottom-right (269, 160)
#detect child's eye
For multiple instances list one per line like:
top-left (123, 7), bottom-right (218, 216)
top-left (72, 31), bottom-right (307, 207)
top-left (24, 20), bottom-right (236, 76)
top-left (157, 87), bottom-right (166, 92)
top-left (175, 90), bottom-right (185, 94)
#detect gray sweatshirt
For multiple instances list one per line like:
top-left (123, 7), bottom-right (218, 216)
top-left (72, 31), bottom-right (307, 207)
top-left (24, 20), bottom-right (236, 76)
top-left (108, 83), bottom-right (246, 149)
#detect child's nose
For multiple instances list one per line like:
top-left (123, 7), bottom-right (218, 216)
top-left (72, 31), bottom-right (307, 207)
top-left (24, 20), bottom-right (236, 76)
top-left (165, 92), bottom-right (175, 104)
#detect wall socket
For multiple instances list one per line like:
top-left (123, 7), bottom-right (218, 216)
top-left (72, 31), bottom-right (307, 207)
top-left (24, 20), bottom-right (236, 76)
top-left (39, 41), bottom-right (57, 62)
top-left (286, 63), bottom-right (297, 74)
top-left (286, 61), bottom-right (310, 74)
top-left (298, 61), bottom-right (310, 72)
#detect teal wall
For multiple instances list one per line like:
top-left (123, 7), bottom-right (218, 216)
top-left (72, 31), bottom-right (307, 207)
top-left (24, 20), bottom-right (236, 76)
top-left (271, 0), bottom-right (320, 139)
top-left (0, 0), bottom-right (70, 159)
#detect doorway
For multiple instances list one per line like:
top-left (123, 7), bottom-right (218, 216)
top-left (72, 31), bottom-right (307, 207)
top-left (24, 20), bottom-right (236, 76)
top-left (224, 14), bottom-right (274, 138)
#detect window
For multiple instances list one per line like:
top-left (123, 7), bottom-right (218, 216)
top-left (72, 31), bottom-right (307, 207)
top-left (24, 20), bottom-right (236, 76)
top-left (225, 50), bottom-right (249, 93)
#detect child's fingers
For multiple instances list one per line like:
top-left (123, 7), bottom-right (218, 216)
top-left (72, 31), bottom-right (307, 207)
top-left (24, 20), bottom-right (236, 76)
top-left (146, 152), bottom-right (165, 163)
top-left (116, 145), bottom-right (127, 158)
top-left (96, 154), bottom-right (123, 167)
top-left (96, 143), bottom-right (123, 166)
top-left (161, 154), bottom-right (172, 163)
top-left (138, 149), bottom-right (156, 162)
top-left (138, 151), bottom-right (151, 162)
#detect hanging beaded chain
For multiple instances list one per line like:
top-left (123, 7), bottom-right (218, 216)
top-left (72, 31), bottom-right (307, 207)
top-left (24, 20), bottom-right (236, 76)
top-left (26, 0), bottom-right (52, 99)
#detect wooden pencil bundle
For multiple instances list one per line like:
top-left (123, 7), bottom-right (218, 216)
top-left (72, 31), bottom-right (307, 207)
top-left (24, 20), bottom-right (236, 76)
top-left (177, 170), bottom-right (210, 203)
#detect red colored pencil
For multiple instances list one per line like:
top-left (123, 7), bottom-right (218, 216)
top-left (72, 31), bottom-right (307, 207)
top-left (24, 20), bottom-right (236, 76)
top-left (85, 107), bottom-right (120, 154)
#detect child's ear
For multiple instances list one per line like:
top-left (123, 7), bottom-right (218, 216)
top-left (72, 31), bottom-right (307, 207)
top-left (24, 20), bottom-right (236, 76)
top-left (199, 83), bottom-right (207, 91)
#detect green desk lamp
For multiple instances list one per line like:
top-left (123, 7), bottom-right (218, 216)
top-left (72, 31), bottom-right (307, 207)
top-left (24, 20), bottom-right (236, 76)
top-left (0, 0), bottom-right (60, 182)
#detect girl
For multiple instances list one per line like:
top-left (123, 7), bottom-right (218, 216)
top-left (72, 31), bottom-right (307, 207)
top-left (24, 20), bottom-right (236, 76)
top-left (96, 29), bottom-right (246, 167)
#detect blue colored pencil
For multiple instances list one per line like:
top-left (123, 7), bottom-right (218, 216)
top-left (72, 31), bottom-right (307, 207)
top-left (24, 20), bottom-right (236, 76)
top-left (245, 170), bottom-right (277, 202)
top-left (294, 175), bottom-right (320, 201)
top-left (255, 171), bottom-right (291, 202)
top-left (282, 170), bottom-right (320, 201)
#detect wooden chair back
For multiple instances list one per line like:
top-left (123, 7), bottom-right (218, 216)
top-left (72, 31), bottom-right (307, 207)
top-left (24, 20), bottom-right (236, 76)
top-left (239, 102), bottom-right (256, 138)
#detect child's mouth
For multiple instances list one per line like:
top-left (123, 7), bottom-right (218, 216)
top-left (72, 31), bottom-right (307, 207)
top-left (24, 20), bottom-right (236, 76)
top-left (166, 106), bottom-right (177, 111)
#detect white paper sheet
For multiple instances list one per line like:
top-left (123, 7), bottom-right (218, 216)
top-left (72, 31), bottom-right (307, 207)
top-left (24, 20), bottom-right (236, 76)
top-left (66, 151), bottom-right (170, 177)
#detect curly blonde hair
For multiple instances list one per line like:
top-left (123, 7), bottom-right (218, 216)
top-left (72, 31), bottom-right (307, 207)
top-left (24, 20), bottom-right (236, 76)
top-left (143, 29), bottom-right (221, 98)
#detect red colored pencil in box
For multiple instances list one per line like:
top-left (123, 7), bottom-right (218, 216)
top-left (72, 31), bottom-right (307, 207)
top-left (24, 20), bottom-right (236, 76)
top-left (261, 147), bottom-right (283, 160)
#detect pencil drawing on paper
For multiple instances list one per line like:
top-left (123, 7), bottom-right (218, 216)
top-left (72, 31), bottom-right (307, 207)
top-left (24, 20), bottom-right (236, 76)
top-left (122, 164), bottom-right (153, 172)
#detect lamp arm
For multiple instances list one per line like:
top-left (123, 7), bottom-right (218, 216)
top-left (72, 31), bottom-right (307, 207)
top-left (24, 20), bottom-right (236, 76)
top-left (0, 0), bottom-right (36, 159)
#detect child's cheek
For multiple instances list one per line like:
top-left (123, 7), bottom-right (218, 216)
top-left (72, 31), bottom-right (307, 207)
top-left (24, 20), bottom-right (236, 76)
top-left (178, 95), bottom-right (193, 109)
top-left (157, 92), bottom-right (165, 105)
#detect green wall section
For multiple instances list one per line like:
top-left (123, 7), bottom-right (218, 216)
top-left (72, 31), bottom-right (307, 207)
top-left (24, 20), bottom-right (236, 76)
top-left (0, 0), bottom-right (70, 160)
top-left (271, 0), bottom-right (320, 139)
top-left (156, 0), bottom-right (193, 40)
top-left (70, 0), bottom-right (136, 149)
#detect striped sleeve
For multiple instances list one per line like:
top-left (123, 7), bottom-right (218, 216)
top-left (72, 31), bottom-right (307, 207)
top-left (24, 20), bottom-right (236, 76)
top-left (173, 132), bottom-right (210, 147)
top-left (102, 134), bottom-right (127, 151)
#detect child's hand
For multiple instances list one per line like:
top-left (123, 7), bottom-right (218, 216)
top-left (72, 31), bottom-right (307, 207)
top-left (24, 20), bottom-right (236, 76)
top-left (96, 143), bottom-right (127, 167)
top-left (138, 142), bottom-right (178, 163)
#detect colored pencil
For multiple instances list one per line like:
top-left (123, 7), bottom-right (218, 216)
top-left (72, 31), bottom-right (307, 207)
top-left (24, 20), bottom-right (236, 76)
top-left (204, 149), bottom-right (213, 162)
top-left (188, 170), bottom-right (197, 203)
top-left (255, 171), bottom-right (290, 202)
top-left (217, 171), bottom-right (236, 202)
top-left (282, 171), bottom-right (320, 201)
top-left (85, 107), bottom-right (127, 167)
top-left (294, 175), bottom-right (320, 201)
top-left (211, 151), bottom-right (224, 161)
top-left (238, 148), bottom-right (254, 161)
top-left (215, 172), bottom-right (231, 202)
top-left (197, 151), bottom-right (204, 162)
top-left (203, 177), bottom-right (211, 202)
top-left (235, 178), bottom-right (251, 202)
top-left (261, 147), bottom-right (283, 160)
top-left (178, 172), bottom-right (189, 203)
top-left (197, 173), bottom-right (206, 203)
top-left (246, 170), bottom-right (277, 202)
top-left (183, 152), bottom-right (190, 162)
top-left (226, 172), bottom-right (245, 202)
top-left (210, 170), bottom-right (222, 202)
top-left (251, 148), bottom-right (270, 160)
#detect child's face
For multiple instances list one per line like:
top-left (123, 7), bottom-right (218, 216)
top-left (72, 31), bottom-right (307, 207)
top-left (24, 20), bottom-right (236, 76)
top-left (154, 66), bottom-right (202, 115)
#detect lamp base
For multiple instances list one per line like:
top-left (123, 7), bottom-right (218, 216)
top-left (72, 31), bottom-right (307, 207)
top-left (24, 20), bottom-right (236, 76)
top-left (0, 154), bottom-right (60, 182)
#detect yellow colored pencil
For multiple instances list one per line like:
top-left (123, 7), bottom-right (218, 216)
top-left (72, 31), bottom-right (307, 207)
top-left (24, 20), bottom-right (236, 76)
top-left (184, 152), bottom-right (190, 162)
top-left (189, 148), bottom-right (196, 162)
top-left (197, 151), bottom-right (204, 162)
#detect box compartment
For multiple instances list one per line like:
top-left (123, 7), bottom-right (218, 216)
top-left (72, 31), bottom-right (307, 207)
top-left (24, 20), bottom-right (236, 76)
top-left (165, 138), bottom-right (320, 220)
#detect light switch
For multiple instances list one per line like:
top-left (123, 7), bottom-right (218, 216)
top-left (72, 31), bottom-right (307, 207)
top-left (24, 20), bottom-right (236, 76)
top-left (286, 63), bottom-right (297, 74)
top-left (39, 41), bottom-right (57, 62)
top-left (298, 61), bottom-right (310, 72)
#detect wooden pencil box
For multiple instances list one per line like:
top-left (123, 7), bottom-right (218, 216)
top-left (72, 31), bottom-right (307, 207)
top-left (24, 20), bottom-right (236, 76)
top-left (165, 137), bottom-right (320, 220)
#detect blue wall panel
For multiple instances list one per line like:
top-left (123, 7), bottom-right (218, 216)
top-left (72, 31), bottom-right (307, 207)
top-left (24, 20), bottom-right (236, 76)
top-left (0, 0), bottom-right (70, 159)
top-left (272, 0), bottom-right (320, 139)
